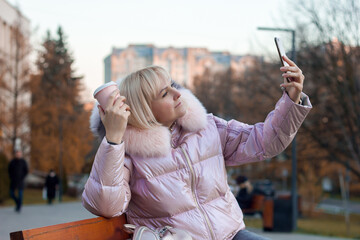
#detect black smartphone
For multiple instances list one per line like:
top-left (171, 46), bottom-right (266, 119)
top-left (274, 37), bottom-right (291, 82)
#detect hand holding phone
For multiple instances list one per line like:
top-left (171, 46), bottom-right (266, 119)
top-left (275, 37), bottom-right (305, 104)
top-left (275, 37), bottom-right (291, 82)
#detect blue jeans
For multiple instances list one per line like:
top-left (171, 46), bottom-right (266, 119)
top-left (10, 188), bottom-right (24, 212)
top-left (233, 230), bottom-right (270, 240)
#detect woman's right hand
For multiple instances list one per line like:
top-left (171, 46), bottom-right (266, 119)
top-left (98, 89), bottom-right (131, 144)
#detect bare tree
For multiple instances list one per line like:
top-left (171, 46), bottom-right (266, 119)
top-left (193, 56), bottom-right (281, 124)
top-left (293, 0), bottom-right (360, 178)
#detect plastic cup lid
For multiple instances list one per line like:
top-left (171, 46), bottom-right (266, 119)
top-left (93, 81), bottom-right (117, 97)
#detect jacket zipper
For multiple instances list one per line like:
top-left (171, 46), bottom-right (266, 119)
top-left (180, 146), bottom-right (216, 240)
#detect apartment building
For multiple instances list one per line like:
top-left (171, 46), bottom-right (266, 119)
top-left (104, 44), bottom-right (258, 89)
top-left (0, 0), bottom-right (31, 155)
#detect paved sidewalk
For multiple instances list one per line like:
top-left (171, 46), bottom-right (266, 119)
top-left (0, 202), bottom-right (353, 240)
top-left (0, 201), bottom-right (95, 240)
top-left (318, 198), bottom-right (360, 214)
top-left (248, 228), bottom-right (352, 240)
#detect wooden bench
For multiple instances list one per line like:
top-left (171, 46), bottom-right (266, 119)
top-left (10, 215), bottom-right (130, 240)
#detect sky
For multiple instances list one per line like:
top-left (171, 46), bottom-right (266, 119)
top-left (8, 0), bottom-right (295, 102)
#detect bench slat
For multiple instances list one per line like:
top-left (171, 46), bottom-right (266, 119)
top-left (10, 216), bottom-right (130, 240)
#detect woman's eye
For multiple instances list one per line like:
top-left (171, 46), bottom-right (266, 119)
top-left (162, 83), bottom-right (175, 97)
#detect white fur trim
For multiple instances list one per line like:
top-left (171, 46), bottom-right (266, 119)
top-left (90, 102), bottom-right (106, 139)
top-left (122, 125), bottom-right (171, 157)
top-left (177, 89), bottom-right (207, 132)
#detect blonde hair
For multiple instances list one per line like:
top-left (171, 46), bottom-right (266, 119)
top-left (119, 65), bottom-right (171, 129)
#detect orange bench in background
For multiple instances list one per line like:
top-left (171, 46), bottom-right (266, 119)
top-left (241, 194), bottom-right (265, 215)
top-left (10, 215), bottom-right (130, 240)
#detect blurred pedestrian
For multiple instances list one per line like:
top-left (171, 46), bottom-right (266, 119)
top-left (236, 176), bottom-right (254, 210)
top-left (45, 169), bottom-right (59, 204)
top-left (8, 150), bottom-right (28, 212)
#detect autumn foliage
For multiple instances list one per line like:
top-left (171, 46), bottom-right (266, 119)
top-left (29, 27), bottom-right (93, 174)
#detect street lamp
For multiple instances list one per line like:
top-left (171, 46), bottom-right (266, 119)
top-left (257, 26), bottom-right (297, 231)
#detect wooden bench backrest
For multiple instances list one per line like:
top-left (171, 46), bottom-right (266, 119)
top-left (10, 215), bottom-right (130, 240)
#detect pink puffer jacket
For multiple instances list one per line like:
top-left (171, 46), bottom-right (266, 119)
top-left (82, 89), bottom-right (312, 240)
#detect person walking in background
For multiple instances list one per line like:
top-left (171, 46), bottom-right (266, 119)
top-left (236, 176), bottom-right (254, 210)
top-left (8, 150), bottom-right (28, 212)
top-left (45, 169), bottom-right (59, 204)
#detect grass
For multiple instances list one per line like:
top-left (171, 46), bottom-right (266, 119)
top-left (0, 188), bottom-right (79, 207)
top-left (244, 213), bottom-right (360, 239)
top-left (329, 194), bottom-right (360, 203)
top-left (297, 213), bottom-right (360, 239)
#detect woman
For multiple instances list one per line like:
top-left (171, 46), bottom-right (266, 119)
top-left (82, 56), bottom-right (312, 239)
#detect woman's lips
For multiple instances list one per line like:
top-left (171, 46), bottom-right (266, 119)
top-left (175, 102), bottom-right (182, 108)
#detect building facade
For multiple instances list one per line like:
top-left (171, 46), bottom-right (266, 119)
top-left (104, 44), bottom-right (259, 89)
top-left (0, 0), bottom-right (31, 156)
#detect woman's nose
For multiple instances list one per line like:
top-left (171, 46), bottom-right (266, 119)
top-left (172, 89), bottom-right (181, 100)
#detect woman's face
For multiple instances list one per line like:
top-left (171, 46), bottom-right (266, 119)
top-left (151, 81), bottom-right (186, 127)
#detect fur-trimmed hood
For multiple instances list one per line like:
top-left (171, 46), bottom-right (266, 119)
top-left (90, 88), bottom-right (207, 158)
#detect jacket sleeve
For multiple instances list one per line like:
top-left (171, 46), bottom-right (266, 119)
top-left (214, 92), bottom-right (312, 166)
top-left (82, 137), bottom-right (132, 218)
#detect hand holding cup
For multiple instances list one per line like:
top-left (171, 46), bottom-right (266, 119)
top-left (94, 82), bottom-right (130, 144)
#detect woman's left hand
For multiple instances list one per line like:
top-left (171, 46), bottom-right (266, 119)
top-left (280, 55), bottom-right (304, 104)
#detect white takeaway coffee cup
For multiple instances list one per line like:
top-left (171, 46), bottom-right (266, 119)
top-left (93, 82), bottom-right (119, 109)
